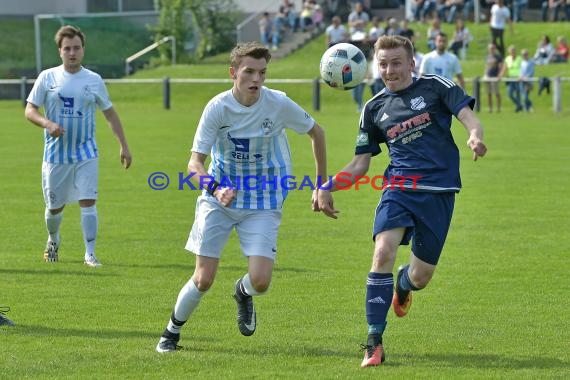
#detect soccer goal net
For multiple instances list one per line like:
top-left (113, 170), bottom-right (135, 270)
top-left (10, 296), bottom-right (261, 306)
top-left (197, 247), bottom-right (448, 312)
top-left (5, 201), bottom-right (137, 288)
top-left (34, 11), bottom-right (164, 78)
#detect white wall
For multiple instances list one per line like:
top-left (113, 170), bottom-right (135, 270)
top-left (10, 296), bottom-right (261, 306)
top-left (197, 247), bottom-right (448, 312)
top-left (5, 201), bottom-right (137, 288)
top-left (0, 0), bottom-right (87, 15)
top-left (0, 0), bottom-right (305, 16)
top-left (233, 0), bottom-right (304, 13)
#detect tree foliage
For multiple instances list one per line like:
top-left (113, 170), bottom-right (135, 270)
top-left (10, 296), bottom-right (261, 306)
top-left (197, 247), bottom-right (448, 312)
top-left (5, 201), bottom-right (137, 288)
top-left (151, 0), bottom-right (191, 64)
top-left (187, 0), bottom-right (239, 59)
top-left (152, 0), bottom-right (239, 64)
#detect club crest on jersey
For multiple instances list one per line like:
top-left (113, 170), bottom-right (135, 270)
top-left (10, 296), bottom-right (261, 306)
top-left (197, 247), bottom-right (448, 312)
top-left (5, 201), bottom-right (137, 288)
top-left (83, 85), bottom-right (92, 97)
top-left (410, 96), bottom-right (426, 111)
top-left (261, 118), bottom-right (274, 135)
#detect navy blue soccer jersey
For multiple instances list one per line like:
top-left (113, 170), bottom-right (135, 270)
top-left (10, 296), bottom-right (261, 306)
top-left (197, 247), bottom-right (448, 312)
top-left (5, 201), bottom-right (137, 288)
top-left (355, 75), bottom-right (475, 192)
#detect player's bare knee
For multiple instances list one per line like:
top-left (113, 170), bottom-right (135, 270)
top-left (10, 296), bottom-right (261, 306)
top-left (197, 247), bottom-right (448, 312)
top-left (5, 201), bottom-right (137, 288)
top-left (249, 275), bottom-right (271, 294)
top-left (192, 275), bottom-right (214, 292)
top-left (372, 248), bottom-right (397, 269)
top-left (48, 207), bottom-right (64, 215)
top-left (408, 269), bottom-right (433, 289)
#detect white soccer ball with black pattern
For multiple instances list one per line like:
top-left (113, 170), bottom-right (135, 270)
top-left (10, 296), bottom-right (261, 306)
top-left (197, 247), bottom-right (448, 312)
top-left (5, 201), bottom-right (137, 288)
top-left (319, 43), bottom-right (367, 90)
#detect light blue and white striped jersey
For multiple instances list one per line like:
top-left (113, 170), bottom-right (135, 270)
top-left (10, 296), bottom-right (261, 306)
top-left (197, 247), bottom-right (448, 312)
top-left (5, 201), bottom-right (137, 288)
top-left (419, 51), bottom-right (462, 81)
top-left (27, 66), bottom-right (112, 164)
top-left (192, 87), bottom-right (315, 210)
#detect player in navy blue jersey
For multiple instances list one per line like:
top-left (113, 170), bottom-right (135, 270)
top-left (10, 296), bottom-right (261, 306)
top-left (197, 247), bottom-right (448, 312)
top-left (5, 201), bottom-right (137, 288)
top-left (316, 35), bottom-right (487, 367)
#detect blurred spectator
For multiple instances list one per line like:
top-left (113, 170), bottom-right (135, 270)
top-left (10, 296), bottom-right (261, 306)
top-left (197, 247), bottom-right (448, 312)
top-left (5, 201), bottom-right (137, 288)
top-left (368, 16), bottom-right (385, 43)
top-left (414, 45), bottom-right (425, 74)
top-left (541, 0), bottom-right (568, 22)
top-left (512, 0), bottom-right (528, 22)
top-left (413, 0), bottom-right (437, 22)
top-left (437, 0), bottom-right (464, 24)
top-left (519, 49), bottom-right (535, 112)
top-left (275, 7), bottom-right (287, 35)
top-left (351, 81), bottom-right (366, 113)
top-left (385, 18), bottom-right (401, 36)
top-left (448, 19), bottom-right (472, 59)
top-left (483, 43), bottom-right (503, 113)
top-left (462, 0), bottom-right (475, 21)
top-left (259, 12), bottom-right (275, 50)
top-left (447, 0), bottom-right (465, 23)
top-left (551, 36), bottom-right (569, 63)
top-left (538, 76), bottom-right (551, 95)
top-left (313, 4), bottom-right (324, 30)
top-left (398, 19), bottom-right (415, 43)
top-left (348, 1), bottom-right (370, 39)
top-left (426, 18), bottom-right (442, 51)
top-left (260, 11), bottom-right (283, 51)
top-left (325, 16), bottom-right (348, 47)
top-left (369, 52), bottom-right (386, 96)
top-left (533, 35), bottom-right (555, 65)
top-left (490, 0), bottom-right (512, 57)
top-left (300, 1), bottom-right (315, 32)
top-left (284, 0), bottom-right (299, 32)
top-left (499, 45), bottom-right (523, 112)
top-left (419, 32), bottom-right (465, 88)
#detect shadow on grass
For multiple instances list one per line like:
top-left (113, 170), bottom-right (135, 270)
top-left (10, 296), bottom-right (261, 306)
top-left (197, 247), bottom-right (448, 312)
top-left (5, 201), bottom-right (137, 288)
top-left (11, 324), bottom-right (159, 339)
top-left (0, 268), bottom-right (118, 277)
top-left (387, 352), bottom-right (568, 370)
top-left (179, 342), bottom-right (349, 358)
top-left (219, 265), bottom-right (312, 274)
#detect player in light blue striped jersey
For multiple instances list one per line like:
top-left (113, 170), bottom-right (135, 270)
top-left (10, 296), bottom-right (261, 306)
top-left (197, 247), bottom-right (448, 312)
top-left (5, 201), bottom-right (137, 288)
top-left (156, 41), bottom-right (332, 352)
top-left (25, 25), bottom-right (132, 267)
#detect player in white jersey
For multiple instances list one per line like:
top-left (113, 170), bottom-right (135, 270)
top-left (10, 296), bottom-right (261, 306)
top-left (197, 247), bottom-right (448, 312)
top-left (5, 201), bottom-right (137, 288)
top-left (156, 41), bottom-right (332, 352)
top-left (419, 32), bottom-right (465, 89)
top-left (25, 25), bottom-right (132, 267)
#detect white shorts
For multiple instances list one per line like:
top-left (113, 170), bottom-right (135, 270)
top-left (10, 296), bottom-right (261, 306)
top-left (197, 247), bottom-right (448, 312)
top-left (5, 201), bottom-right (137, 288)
top-left (185, 195), bottom-right (282, 260)
top-left (42, 158), bottom-right (99, 209)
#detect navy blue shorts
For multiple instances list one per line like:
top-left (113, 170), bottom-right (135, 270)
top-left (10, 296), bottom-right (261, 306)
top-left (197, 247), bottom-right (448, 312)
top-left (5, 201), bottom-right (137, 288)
top-left (373, 190), bottom-right (455, 265)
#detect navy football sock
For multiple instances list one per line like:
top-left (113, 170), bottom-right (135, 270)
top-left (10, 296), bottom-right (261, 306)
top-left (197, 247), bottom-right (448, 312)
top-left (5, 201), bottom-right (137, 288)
top-left (398, 264), bottom-right (420, 292)
top-left (365, 272), bottom-right (393, 336)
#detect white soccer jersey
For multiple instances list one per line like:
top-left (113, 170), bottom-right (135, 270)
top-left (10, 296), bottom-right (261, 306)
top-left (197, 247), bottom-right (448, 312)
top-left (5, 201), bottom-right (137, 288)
top-left (326, 25), bottom-right (347, 45)
top-left (490, 4), bottom-right (510, 29)
top-left (192, 87), bottom-right (315, 210)
top-left (419, 51), bottom-right (462, 81)
top-left (27, 65), bottom-right (112, 164)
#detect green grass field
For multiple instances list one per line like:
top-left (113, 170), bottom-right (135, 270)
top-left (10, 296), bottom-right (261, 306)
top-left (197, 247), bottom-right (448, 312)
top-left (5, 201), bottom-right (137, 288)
top-left (1, 22), bottom-right (570, 379)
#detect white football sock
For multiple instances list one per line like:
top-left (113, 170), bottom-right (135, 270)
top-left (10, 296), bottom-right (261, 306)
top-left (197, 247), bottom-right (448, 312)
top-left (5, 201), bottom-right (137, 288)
top-left (80, 205), bottom-right (98, 256)
top-left (241, 273), bottom-right (266, 296)
top-left (167, 279), bottom-right (205, 334)
top-left (45, 208), bottom-right (62, 244)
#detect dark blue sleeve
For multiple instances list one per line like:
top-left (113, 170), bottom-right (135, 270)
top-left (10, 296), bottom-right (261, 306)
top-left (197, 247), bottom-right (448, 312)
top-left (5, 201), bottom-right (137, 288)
top-left (438, 82), bottom-right (475, 117)
top-left (354, 105), bottom-right (383, 156)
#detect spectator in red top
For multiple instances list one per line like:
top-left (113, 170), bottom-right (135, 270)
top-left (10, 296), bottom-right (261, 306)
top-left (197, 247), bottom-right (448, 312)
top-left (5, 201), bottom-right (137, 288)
top-left (551, 36), bottom-right (568, 63)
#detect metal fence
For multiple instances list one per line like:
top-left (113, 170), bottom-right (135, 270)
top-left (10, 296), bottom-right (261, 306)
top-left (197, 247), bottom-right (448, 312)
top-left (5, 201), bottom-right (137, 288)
top-left (2, 76), bottom-right (568, 113)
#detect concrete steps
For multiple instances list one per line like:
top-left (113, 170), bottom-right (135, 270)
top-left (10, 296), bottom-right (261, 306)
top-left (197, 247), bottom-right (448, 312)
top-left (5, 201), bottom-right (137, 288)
top-left (271, 29), bottom-right (322, 60)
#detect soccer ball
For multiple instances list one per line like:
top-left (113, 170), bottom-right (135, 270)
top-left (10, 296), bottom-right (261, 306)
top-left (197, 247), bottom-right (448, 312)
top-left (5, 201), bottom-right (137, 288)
top-left (319, 43), bottom-right (367, 90)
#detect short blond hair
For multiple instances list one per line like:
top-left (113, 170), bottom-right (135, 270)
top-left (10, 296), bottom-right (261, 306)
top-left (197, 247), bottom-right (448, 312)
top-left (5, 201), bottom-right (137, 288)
top-left (374, 35), bottom-right (414, 60)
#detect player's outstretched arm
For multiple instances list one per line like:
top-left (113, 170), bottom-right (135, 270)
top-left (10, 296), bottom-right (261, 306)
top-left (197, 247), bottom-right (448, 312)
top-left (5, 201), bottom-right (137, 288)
top-left (316, 153), bottom-right (372, 219)
top-left (103, 107), bottom-right (132, 169)
top-left (307, 123), bottom-right (334, 216)
top-left (457, 106), bottom-right (488, 161)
